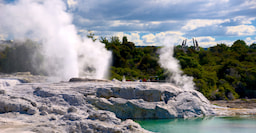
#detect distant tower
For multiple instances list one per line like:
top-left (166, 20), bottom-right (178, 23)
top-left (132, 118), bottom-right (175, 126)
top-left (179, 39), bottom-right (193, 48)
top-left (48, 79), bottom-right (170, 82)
top-left (181, 39), bottom-right (188, 52)
top-left (192, 38), bottom-right (200, 51)
top-left (181, 39), bottom-right (187, 48)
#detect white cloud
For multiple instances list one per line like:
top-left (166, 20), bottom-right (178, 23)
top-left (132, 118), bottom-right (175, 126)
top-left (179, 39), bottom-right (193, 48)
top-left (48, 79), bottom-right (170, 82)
top-left (182, 19), bottom-right (229, 31)
top-left (197, 36), bottom-right (215, 42)
top-left (195, 36), bottom-right (217, 47)
top-left (142, 33), bottom-right (156, 44)
top-left (76, 16), bottom-right (91, 24)
top-left (72, 0), bottom-right (96, 13)
top-left (245, 37), bottom-right (256, 45)
top-left (148, 0), bottom-right (188, 6)
top-left (240, 0), bottom-right (256, 9)
top-left (111, 32), bottom-right (125, 40)
top-left (232, 16), bottom-right (256, 25)
top-left (110, 20), bottom-right (127, 27)
top-left (110, 20), bottom-right (143, 28)
top-left (216, 40), bottom-right (234, 46)
top-left (68, 0), bottom-right (256, 44)
top-left (126, 32), bottom-right (143, 46)
top-left (203, 0), bottom-right (229, 8)
top-left (67, 0), bottom-right (77, 7)
top-left (140, 31), bottom-right (184, 46)
top-left (246, 37), bottom-right (252, 45)
top-left (65, 0), bottom-right (256, 47)
top-left (155, 31), bottom-right (184, 45)
top-left (108, 31), bottom-right (184, 46)
top-left (226, 25), bottom-right (256, 36)
top-left (111, 32), bottom-right (143, 46)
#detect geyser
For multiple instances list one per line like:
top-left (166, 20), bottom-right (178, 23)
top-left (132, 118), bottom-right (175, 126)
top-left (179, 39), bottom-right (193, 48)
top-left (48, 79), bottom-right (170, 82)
top-left (158, 38), bottom-right (195, 90)
top-left (0, 0), bottom-right (112, 80)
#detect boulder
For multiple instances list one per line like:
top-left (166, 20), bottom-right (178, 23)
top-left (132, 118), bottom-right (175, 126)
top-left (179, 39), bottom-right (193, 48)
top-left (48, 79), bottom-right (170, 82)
top-left (0, 95), bottom-right (37, 115)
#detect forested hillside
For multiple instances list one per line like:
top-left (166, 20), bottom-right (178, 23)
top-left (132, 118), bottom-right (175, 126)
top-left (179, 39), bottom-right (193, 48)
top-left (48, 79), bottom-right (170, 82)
top-left (100, 37), bottom-right (256, 100)
top-left (0, 37), bottom-right (256, 100)
top-left (174, 40), bottom-right (256, 100)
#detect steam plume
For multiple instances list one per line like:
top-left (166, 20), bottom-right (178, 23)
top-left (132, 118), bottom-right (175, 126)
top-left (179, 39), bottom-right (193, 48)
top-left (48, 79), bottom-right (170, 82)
top-left (0, 0), bottom-right (111, 80)
top-left (158, 38), bottom-right (195, 90)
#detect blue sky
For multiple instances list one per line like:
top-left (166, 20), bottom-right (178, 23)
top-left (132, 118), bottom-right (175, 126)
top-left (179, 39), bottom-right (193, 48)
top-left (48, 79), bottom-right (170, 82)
top-left (1, 0), bottom-right (256, 47)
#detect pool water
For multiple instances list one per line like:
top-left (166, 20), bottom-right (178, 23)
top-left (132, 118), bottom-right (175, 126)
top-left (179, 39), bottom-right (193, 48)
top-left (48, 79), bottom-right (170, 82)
top-left (135, 116), bottom-right (256, 133)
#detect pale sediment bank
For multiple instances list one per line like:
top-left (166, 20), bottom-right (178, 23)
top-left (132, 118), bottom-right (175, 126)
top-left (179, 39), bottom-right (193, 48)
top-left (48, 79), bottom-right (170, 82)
top-left (211, 99), bottom-right (256, 109)
top-left (211, 99), bottom-right (256, 116)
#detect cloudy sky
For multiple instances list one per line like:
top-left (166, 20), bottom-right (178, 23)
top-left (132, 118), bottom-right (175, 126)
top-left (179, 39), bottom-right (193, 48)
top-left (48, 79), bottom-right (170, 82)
top-left (1, 0), bottom-right (256, 47)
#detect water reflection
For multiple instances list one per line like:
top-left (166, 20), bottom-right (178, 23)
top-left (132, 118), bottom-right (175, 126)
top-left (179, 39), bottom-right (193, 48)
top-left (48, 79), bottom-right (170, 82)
top-left (135, 116), bottom-right (256, 133)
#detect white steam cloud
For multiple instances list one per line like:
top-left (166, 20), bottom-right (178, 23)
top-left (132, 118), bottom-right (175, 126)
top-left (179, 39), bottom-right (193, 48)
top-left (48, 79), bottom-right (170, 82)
top-left (0, 0), bottom-right (111, 80)
top-left (158, 38), bottom-right (195, 90)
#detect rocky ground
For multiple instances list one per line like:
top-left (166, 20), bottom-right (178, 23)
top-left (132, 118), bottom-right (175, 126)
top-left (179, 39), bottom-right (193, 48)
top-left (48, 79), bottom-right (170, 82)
top-left (211, 99), bottom-right (256, 109)
top-left (211, 99), bottom-right (256, 116)
top-left (0, 73), bottom-right (255, 133)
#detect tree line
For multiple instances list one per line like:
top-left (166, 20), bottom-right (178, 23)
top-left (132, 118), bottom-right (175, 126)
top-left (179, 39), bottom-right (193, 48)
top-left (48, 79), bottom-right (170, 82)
top-left (100, 37), bottom-right (256, 100)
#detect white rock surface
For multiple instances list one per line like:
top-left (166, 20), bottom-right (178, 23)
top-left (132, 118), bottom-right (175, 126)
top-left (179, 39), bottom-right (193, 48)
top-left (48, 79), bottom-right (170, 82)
top-left (0, 77), bottom-right (219, 132)
top-left (0, 78), bottom-right (151, 133)
top-left (87, 82), bottom-right (215, 119)
top-left (0, 78), bottom-right (21, 89)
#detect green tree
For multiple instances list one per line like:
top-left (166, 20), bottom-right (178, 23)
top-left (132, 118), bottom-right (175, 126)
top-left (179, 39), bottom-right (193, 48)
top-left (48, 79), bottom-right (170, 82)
top-left (231, 40), bottom-right (248, 54)
top-left (87, 31), bottom-right (97, 42)
top-left (122, 36), bottom-right (128, 44)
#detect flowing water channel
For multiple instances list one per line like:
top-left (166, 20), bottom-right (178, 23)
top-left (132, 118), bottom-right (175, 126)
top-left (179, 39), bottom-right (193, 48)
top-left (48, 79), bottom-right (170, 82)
top-left (136, 115), bottom-right (256, 133)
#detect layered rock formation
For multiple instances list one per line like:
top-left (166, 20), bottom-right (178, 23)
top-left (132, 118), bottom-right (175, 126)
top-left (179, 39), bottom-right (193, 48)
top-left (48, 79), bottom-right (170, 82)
top-left (87, 82), bottom-right (215, 119)
top-left (0, 76), bottom-right (216, 132)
